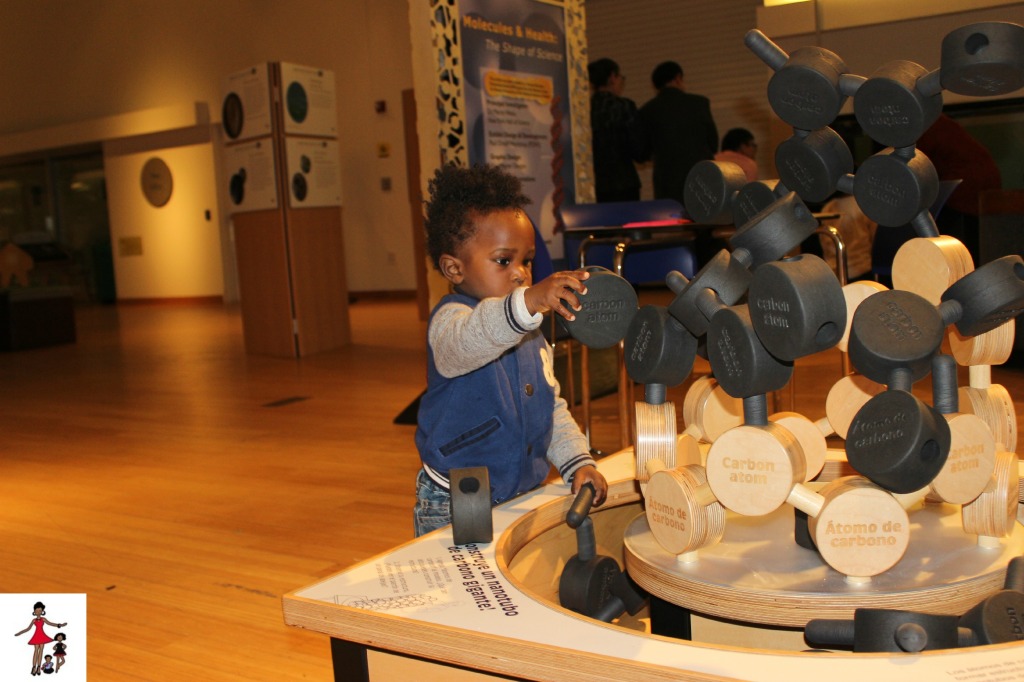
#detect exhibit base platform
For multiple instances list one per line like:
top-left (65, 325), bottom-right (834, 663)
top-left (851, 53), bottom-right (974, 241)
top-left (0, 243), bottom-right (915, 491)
top-left (625, 501), bottom-right (1020, 628)
top-left (284, 451), bottom-right (1024, 681)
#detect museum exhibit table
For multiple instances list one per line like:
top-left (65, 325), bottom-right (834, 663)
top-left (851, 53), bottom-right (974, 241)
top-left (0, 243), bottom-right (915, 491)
top-left (283, 451), bottom-right (1024, 681)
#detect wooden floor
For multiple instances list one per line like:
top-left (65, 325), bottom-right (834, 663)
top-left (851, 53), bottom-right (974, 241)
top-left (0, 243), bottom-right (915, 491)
top-left (3, 292), bottom-right (1023, 679)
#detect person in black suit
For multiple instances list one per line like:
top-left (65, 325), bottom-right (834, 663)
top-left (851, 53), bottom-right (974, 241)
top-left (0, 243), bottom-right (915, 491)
top-left (638, 61), bottom-right (718, 206)
top-left (638, 61), bottom-right (719, 263)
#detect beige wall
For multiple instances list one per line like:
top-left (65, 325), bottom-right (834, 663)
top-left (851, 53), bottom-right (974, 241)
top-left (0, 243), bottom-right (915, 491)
top-left (760, 1), bottom-right (1024, 168)
top-left (104, 130), bottom-right (224, 300)
top-left (0, 0), bottom-right (417, 298)
top-left (6, 1), bottom-right (1022, 299)
top-left (588, 0), bottom-right (1024, 187)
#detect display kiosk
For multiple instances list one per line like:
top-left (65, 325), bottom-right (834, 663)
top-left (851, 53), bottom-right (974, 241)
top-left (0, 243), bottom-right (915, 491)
top-left (283, 451), bottom-right (1024, 681)
top-left (221, 63), bottom-right (350, 357)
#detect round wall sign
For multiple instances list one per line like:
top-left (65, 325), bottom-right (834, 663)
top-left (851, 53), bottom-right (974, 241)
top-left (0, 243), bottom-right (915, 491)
top-left (291, 172), bottom-right (308, 202)
top-left (286, 81), bottom-right (309, 123)
top-left (141, 157), bottom-right (173, 207)
top-left (229, 168), bottom-right (247, 206)
top-left (222, 92), bottom-right (244, 139)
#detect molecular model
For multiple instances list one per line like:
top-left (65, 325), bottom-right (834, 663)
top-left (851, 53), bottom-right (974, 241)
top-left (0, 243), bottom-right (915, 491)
top-left (561, 21), bottom-right (1024, 584)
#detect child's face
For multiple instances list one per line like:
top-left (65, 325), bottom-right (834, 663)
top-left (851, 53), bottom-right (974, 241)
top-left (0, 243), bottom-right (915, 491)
top-left (443, 209), bottom-right (535, 300)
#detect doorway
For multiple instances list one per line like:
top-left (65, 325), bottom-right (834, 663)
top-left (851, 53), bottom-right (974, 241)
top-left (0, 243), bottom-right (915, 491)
top-left (0, 150), bottom-right (116, 302)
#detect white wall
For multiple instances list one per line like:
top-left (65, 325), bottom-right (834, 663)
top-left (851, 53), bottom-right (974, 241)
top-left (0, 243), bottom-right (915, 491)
top-left (0, 0), bottom-right (417, 297)
top-left (104, 131), bottom-right (224, 300)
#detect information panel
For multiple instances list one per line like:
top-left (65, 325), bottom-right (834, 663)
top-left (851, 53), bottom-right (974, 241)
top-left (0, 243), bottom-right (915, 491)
top-left (280, 63), bottom-right (339, 138)
top-left (284, 137), bottom-right (342, 208)
top-left (221, 64), bottom-right (273, 142)
top-left (223, 138), bottom-right (278, 214)
top-left (459, 0), bottom-right (575, 258)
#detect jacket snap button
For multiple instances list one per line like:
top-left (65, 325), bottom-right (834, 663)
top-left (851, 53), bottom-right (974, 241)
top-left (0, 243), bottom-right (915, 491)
top-left (525, 383), bottom-right (534, 396)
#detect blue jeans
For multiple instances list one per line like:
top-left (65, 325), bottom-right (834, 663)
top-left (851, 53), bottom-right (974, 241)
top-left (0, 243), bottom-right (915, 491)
top-left (413, 469), bottom-right (452, 537)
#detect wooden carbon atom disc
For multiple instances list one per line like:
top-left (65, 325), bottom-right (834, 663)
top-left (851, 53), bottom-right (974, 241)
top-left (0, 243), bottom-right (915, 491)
top-left (811, 476), bottom-right (911, 579)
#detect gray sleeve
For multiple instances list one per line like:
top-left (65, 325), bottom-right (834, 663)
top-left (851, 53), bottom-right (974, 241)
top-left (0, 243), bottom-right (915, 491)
top-left (429, 288), bottom-right (542, 378)
top-left (544, 345), bottom-right (597, 484)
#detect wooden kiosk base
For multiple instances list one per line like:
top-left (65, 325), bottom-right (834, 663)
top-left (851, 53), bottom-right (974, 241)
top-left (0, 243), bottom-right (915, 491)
top-left (625, 501), bottom-right (1023, 650)
top-left (284, 452), bottom-right (1024, 681)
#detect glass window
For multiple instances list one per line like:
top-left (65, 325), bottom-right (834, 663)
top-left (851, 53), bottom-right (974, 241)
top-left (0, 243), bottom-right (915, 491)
top-left (0, 150), bottom-right (115, 301)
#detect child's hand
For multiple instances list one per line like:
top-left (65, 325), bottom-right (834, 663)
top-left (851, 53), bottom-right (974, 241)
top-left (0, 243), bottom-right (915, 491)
top-left (523, 269), bottom-right (590, 321)
top-left (572, 465), bottom-right (608, 507)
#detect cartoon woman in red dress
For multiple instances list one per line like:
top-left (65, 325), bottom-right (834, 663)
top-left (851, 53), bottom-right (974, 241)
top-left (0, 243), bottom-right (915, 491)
top-left (14, 602), bottom-right (66, 676)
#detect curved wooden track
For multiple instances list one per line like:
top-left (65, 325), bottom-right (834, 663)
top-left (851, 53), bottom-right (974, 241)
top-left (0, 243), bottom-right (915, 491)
top-left (624, 503), bottom-right (1022, 628)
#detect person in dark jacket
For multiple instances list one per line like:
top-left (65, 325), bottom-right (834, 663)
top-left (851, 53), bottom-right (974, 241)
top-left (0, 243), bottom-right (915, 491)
top-left (588, 58), bottom-right (645, 202)
top-left (638, 61), bottom-right (718, 206)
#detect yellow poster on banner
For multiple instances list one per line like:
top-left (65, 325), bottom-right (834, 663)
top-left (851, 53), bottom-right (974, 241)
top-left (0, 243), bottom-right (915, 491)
top-left (483, 72), bottom-right (553, 104)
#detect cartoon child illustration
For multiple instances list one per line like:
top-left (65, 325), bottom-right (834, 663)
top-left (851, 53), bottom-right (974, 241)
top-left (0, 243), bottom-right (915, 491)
top-left (40, 655), bottom-right (54, 674)
top-left (52, 632), bottom-right (67, 673)
top-left (13, 602), bottom-right (66, 676)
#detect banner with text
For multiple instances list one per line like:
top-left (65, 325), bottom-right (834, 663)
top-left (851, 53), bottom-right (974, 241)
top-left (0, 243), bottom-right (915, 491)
top-left (459, 0), bottom-right (575, 259)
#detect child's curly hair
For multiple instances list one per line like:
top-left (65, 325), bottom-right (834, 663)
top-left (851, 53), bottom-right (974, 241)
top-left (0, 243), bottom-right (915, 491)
top-left (424, 164), bottom-right (531, 269)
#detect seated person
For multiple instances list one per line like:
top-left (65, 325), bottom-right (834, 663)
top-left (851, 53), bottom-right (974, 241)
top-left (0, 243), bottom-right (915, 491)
top-left (714, 127), bottom-right (758, 182)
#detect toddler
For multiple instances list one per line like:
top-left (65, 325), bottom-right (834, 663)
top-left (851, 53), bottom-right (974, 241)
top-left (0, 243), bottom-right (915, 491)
top-left (414, 164), bottom-right (608, 536)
